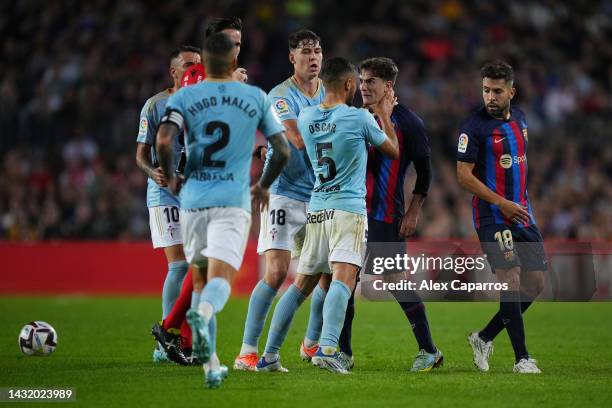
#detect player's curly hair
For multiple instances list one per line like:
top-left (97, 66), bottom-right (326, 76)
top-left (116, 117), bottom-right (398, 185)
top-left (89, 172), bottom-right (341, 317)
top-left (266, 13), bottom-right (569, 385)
top-left (359, 57), bottom-right (399, 84)
top-left (205, 17), bottom-right (242, 38)
top-left (481, 60), bottom-right (514, 83)
top-left (288, 29), bottom-right (321, 50)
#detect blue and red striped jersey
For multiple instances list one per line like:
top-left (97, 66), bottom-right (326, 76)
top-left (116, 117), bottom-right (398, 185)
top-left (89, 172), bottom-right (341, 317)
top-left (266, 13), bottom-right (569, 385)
top-left (456, 106), bottom-right (536, 229)
top-left (366, 104), bottom-right (430, 223)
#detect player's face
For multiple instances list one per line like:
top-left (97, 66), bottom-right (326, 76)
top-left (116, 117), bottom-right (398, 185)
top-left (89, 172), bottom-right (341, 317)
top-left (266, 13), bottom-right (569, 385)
top-left (171, 52), bottom-right (202, 84)
top-left (221, 28), bottom-right (242, 58)
top-left (359, 69), bottom-right (392, 107)
top-left (345, 74), bottom-right (358, 105)
top-left (482, 77), bottom-right (515, 118)
top-left (290, 40), bottom-right (323, 80)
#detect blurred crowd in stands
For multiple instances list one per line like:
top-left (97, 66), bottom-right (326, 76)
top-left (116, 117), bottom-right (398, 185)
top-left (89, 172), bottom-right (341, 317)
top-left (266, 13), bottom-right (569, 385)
top-left (1, 0), bottom-right (610, 241)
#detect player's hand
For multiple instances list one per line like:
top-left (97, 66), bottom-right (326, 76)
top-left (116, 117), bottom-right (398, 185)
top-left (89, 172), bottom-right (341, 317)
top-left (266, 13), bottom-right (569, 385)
top-left (233, 68), bottom-right (248, 82)
top-left (499, 199), bottom-right (530, 224)
top-left (399, 211), bottom-right (418, 238)
top-left (151, 167), bottom-right (168, 187)
top-left (251, 182), bottom-right (269, 212)
top-left (252, 145), bottom-right (268, 161)
top-left (168, 175), bottom-right (183, 196)
top-left (370, 88), bottom-right (396, 119)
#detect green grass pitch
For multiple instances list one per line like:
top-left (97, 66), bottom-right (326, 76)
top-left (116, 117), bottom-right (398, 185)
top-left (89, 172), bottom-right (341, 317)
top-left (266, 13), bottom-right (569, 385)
top-left (1, 297), bottom-right (611, 407)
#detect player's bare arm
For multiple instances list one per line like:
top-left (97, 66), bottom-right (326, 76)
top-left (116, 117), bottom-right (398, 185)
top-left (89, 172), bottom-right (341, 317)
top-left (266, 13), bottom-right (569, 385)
top-left (155, 122), bottom-right (180, 194)
top-left (371, 90), bottom-right (399, 159)
top-left (250, 120), bottom-right (306, 159)
top-left (400, 194), bottom-right (425, 238)
top-left (252, 145), bottom-right (267, 161)
top-left (400, 156), bottom-right (432, 237)
top-left (457, 161), bottom-right (530, 223)
top-left (282, 119), bottom-right (305, 150)
top-left (251, 132), bottom-right (290, 211)
top-left (135, 143), bottom-right (168, 187)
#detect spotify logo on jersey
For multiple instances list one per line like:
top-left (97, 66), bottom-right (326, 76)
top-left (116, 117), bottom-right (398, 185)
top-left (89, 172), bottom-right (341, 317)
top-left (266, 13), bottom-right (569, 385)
top-left (499, 154), bottom-right (513, 169)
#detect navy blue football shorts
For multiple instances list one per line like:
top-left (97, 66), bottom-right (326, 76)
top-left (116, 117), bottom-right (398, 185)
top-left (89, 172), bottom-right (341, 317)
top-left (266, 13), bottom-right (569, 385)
top-left (477, 223), bottom-right (547, 272)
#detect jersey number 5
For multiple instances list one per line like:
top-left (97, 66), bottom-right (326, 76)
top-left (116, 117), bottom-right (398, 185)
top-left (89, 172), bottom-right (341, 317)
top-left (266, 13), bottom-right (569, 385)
top-left (316, 142), bottom-right (337, 183)
top-left (202, 121), bottom-right (230, 168)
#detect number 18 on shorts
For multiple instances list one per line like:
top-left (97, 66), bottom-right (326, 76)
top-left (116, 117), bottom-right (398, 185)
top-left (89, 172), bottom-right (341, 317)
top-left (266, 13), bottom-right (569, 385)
top-left (257, 194), bottom-right (308, 256)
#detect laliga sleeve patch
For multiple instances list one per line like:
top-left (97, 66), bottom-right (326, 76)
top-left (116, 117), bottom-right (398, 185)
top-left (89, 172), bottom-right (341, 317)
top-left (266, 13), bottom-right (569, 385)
top-left (274, 98), bottom-right (290, 115)
top-left (458, 133), bottom-right (468, 153)
top-left (139, 118), bottom-right (148, 136)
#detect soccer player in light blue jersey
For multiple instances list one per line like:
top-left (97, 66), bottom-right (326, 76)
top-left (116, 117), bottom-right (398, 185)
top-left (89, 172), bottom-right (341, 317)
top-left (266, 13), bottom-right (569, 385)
top-left (235, 30), bottom-right (327, 371)
top-left (257, 57), bottom-right (399, 373)
top-left (136, 45), bottom-right (201, 365)
top-left (156, 32), bottom-right (289, 388)
top-left (151, 17), bottom-right (250, 367)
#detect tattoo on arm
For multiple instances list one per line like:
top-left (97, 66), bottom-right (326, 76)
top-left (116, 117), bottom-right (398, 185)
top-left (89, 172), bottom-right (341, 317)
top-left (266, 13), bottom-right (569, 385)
top-left (136, 143), bottom-right (156, 177)
top-left (259, 132), bottom-right (289, 188)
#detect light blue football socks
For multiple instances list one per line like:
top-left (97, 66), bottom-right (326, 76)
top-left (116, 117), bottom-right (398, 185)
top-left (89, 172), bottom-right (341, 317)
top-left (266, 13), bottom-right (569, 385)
top-left (304, 284), bottom-right (326, 346)
top-left (264, 284), bottom-right (306, 356)
top-left (198, 277), bottom-right (231, 322)
top-left (241, 280), bottom-right (278, 354)
top-left (162, 261), bottom-right (188, 318)
top-left (319, 280), bottom-right (352, 351)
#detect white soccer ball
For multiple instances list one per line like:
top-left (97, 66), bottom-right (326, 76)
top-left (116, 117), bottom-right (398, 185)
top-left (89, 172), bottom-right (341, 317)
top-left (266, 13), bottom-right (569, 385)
top-left (18, 321), bottom-right (58, 356)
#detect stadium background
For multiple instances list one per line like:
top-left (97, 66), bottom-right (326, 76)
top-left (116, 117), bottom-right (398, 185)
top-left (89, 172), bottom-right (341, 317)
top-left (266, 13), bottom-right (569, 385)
top-left (1, 0), bottom-right (610, 295)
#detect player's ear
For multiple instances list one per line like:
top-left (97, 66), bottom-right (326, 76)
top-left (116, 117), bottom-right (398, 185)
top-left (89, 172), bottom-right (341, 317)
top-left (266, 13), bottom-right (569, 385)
top-left (510, 86), bottom-right (516, 99)
top-left (288, 51), bottom-right (296, 65)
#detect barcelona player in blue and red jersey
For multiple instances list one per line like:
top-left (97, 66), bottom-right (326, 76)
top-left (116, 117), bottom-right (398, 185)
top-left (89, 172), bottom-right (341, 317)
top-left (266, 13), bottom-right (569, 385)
top-left (337, 57), bottom-right (442, 372)
top-left (457, 60), bottom-right (546, 374)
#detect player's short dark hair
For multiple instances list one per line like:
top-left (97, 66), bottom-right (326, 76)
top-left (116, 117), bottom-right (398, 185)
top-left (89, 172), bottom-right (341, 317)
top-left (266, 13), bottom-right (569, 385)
top-left (205, 17), bottom-right (242, 37)
top-left (320, 57), bottom-right (355, 89)
top-left (481, 60), bottom-right (514, 84)
top-left (288, 29), bottom-right (321, 50)
top-left (359, 57), bottom-right (399, 84)
top-left (203, 32), bottom-right (235, 75)
top-left (169, 45), bottom-right (202, 66)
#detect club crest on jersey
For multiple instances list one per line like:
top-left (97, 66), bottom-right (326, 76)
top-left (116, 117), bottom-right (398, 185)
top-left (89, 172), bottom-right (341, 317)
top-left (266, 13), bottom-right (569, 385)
top-left (458, 133), bottom-right (468, 153)
top-left (274, 99), bottom-right (290, 115)
top-left (270, 227), bottom-right (278, 240)
top-left (504, 250), bottom-right (515, 262)
top-left (167, 224), bottom-right (178, 239)
top-left (139, 118), bottom-right (148, 136)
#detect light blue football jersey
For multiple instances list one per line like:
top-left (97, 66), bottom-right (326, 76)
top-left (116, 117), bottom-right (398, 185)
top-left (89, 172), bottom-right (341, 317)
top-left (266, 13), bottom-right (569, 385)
top-left (165, 80), bottom-right (284, 211)
top-left (298, 104), bottom-right (387, 215)
top-left (136, 89), bottom-right (183, 208)
top-left (264, 77), bottom-right (325, 202)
